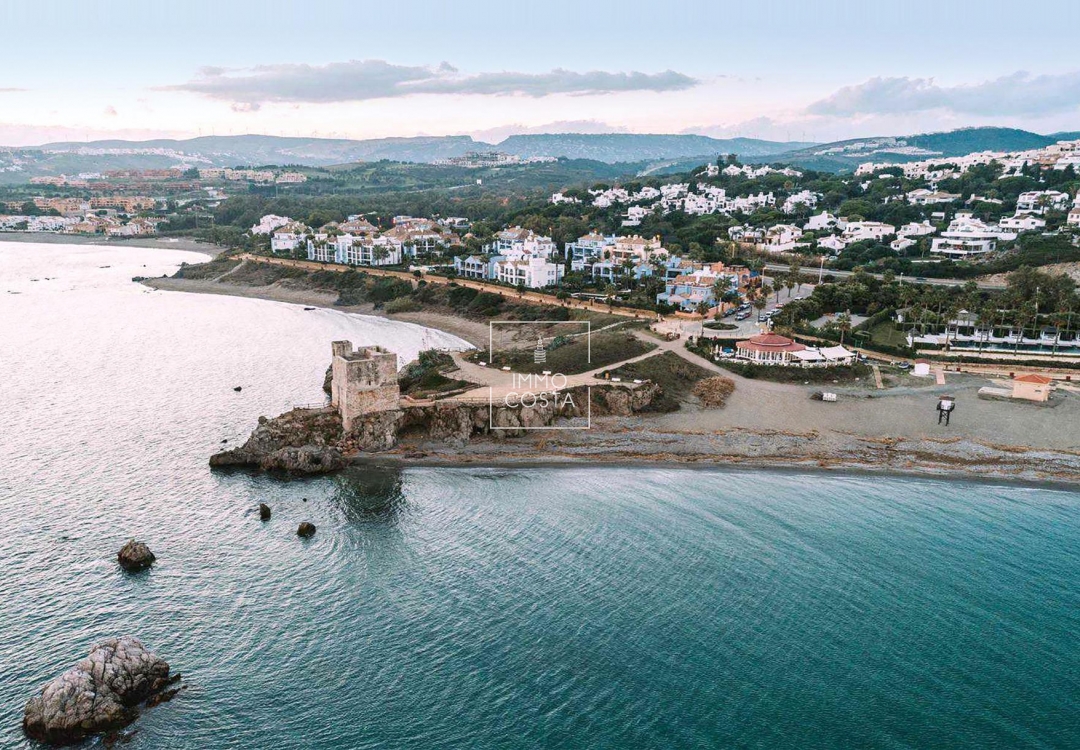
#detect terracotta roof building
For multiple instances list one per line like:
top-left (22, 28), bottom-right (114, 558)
top-left (735, 333), bottom-right (806, 365)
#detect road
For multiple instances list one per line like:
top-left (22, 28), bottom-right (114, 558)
top-left (763, 263), bottom-right (1005, 290)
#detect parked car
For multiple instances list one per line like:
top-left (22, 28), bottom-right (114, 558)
top-left (758, 314), bottom-right (769, 322)
top-left (735, 312), bottom-right (750, 320)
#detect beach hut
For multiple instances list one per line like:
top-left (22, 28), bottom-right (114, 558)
top-left (1012, 374), bottom-right (1053, 402)
top-left (912, 359), bottom-right (931, 377)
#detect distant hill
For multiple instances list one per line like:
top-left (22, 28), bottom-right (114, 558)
top-left (5, 126), bottom-right (1075, 181)
top-left (497, 133), bottom-right (814, 162)
top-left (763, 127), bottom-right (1066, 172)
top-left (31, 134), bottom-right (480, 167)
top-left (17, 132), bottom-right (815, 172)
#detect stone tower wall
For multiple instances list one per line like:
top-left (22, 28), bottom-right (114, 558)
top-left (330, 340), bottom-right (400, 432)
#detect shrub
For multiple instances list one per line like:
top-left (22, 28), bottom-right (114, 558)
top-left (692, 376), bottom-right (736, 408)
top-left (385, 297), bottom-right (422, 313)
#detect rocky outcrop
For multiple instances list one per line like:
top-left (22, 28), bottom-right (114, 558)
top-left (258, 503), bottom-right (271, 521)
top-left (212, 383), bottom-right (662, 468)
top-left (297, 522), bottom-right (316, 538)
top-left (210, 407), bottom-right (342, 474)
top-left (23, 637), bottom-right (175, 745)
top-left (117, 540), bottom-right (155, 572)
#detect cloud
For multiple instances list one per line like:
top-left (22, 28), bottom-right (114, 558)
top-left (230, 101), bottom-right (261, 113)
top-left (808, 71), bottom-right (1080, 117)
top-left (103, 105), bottom-right (118, 117)
top-left (163, 59), bottom-right (699, 104)
top-left (0, 88), bottom-right (27, 93)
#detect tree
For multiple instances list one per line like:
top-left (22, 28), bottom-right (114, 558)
top-left (836, 311), bottom-right (852, 345)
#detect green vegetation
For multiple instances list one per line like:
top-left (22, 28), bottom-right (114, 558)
top-left (483, 330), bottom-right (654, 375)
top-left (608, 351), bottom-right (716, 412)
top-left (398, 350), bottom-right (471, 398)
top-left (710, 357), bottom-right (874, 384)
top-left (171, 257), bottom-right (239, 280)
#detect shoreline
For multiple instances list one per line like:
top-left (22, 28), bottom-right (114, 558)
top-left (144, 273), bottom-right (1080, 486)
top-left (349, 453), bottom-right (1080, 492)
top-left (0, 231), bottom-right (220, 257)
top-left (143, 274), bottom-right (494, 348)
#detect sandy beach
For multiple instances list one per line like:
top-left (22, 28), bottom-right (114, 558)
top-left (146, 273), bottom-right (1080, 484)
top-left (0, 232), bottom-right (220, 256)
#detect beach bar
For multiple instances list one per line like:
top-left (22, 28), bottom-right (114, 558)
top-left (734, 333), bottom-right (855, 367)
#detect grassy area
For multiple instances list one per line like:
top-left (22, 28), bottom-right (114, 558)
top-left (865, 321), bottom-right (909, 349)
top-left (608, 351), bottom-right (715, 412)
top-left (482, 330), bottom-right (655, 375)
top-left (172, 257), bottom-right (240, 280)
top-left (711, 358), bottom-right (876, 384)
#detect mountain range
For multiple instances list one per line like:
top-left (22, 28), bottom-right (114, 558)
top-left (18, 133), bottom-right (812, 168)
top-left (1, 127), bottom-right (1076, 181)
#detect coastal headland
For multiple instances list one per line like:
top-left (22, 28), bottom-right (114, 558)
top-left (163, 259), bottom-right (1080, 485)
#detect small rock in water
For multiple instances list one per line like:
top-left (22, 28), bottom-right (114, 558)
top-left (117, 540), bottom-right (155, 572)
top-left (259, 503), bottom-right (271, 521)
top-left (221, 439), bottom-right (228, 443)
top-left (297, 522), bottom-right (316, 538)
top-left (302, 497), bottom-right (308, 502)
top-left (22, 637), bottom-right (174, 745)
top-left (233, 386), bottom-right (243, 392)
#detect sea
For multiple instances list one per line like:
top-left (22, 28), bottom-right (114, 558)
top-left (0, 241), bottom-right (1077, 749)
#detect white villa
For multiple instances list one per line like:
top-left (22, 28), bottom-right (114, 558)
top-left (804, 211), bottom-right (839, 231)
top-left (1016, 190), bottom-right (1071, 214)
top-left (930, 215), bottom-right (1000, 257)
top-left (842, 221), bottom-right (895, 243)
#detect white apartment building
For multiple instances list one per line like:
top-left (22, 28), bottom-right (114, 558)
top-left (782, 190), bottom-right (820, 214)
top-left (842, 222), bottom-right (896, 243)
top-left (998, 215), bottom-right (1047, 232)
top-left (486, 227), bottom-right (557, 259)
top-left (930, 216), bottom-right (999, 257)
top-left (1016, 190), bottom-right (1071, 214)
top-left (493, 256), bottom-right (564, 288)
top-left (906, 189), bottom-right (961, 205)
top-left (251, 214), bottom-right (293, 235)
top-left (334, 235), bottom-right (403, 266)
top-left (897, 221), bottom-right (936, 237)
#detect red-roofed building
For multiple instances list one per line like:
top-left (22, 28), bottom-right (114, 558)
top-left (1012, 373), bottom-right (1053, 402)
top-left (735, 333), bottom-right (806, 365)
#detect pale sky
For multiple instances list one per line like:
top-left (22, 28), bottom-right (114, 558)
top-left (1, 0), bottom-right (1079, 146)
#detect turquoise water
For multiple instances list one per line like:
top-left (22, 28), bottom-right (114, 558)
top-left (1, 244), bottom-right (1078, 748)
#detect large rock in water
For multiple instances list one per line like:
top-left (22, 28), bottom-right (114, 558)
top-left (23, 637), bottom-right (172, 745)
top-left (117, 540), bottom-right (155, 571)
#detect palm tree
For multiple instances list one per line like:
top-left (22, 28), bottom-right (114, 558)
top-left (836, 311), bottom-right (853, 346)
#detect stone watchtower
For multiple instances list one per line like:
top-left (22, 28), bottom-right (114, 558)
top-left (330, 341), bottom-right (400, 432)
